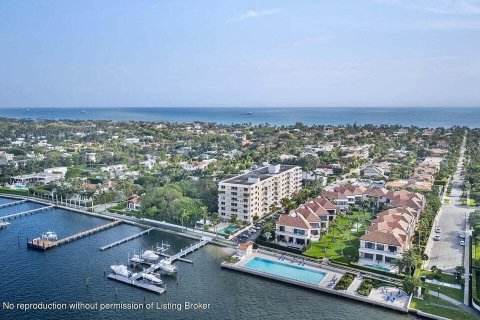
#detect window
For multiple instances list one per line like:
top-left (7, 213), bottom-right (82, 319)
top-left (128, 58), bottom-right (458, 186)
top-left (244, 216), bottom-right (248, 220)
top-left (221, 207), bottom-right (225, 210)
top-left (232, 187), bottom-right (237, 190)
top-left (231, 203), bottom-right (237, 207)
top-left (365, 242), bottom-right (374, 249)
top-left (294, 229), bottom-right (305, 235)
top-left (279, 226), bottom-right (285, 232)
top-left (221, 185), bottom-right (225, 189)
top-left (376, 244), bottom-right (384, 251)
top-left (221, 213), bottom-right (225, 216)
top-left (232, 209), bottom-right (237, 212)
top-left (243, 204), bottom-right (248, 208)
top-left (244, 188), bottom-right (248, 191)
top-left (221, 202), bottom-right (225, 205)
top-left (388, 245), bottom-right (397, 253)
top-left (232, 192), bottom-right (237, 195)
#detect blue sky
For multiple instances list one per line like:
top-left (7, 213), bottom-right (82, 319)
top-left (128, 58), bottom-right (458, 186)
top-left (0, 0), bottom-right (479, 108)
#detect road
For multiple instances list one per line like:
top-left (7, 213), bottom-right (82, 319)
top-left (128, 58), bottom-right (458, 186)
top-left (425, 137), bottom-right (473, 274)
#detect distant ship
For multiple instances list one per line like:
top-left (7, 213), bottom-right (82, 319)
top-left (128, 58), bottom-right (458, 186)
top-left (240, 112), bottom-right (253, 116)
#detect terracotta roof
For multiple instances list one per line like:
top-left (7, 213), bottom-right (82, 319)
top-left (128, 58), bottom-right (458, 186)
top-left (360, 231), bottom-right (404, 246)
top-left (277, 214), bottom-right (310, 229)
top-left (237, 240), bottom-right (254, 250)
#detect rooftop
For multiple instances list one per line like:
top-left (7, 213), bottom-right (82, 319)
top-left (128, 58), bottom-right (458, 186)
top-left (221, 165), bottom-right (299, 186)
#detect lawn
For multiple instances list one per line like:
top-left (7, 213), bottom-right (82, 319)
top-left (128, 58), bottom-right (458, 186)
top-left (304, 208), bottom-right (373, 263)
top-left (472, 243), bottom-right (480, 268)
top-left (419, 270), bottom-right (464, 302)
top-left (410, 297), bottom-right (477, 320)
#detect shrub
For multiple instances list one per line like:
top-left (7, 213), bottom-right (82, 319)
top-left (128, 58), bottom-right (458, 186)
top-left (334, 273), bottom-right (355, 291)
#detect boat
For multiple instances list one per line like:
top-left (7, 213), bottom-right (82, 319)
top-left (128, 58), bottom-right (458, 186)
top-left (141, 273), bottom-right (163, 285)
top-left (158, 259), bottom-right (178, 275)
top-left (155, 241), bottom-right (171, 253)
top-left (0, 222), bottom-right (10, 229)
top-left (41, 231), bottom-right (58, 241)
top-left (129, 254), bottom-right (146, 265)
top-left (141, 250), bottom-right (159, 262)
top-left (240, 112), bottom-right (253, 115)
top-left (111, 264), bottom-right (132, 278)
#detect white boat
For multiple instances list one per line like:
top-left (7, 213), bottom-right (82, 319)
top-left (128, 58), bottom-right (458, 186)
top-left (129, 254), bottom-right (146, 265)
top-left (141, 250), bottom-right (159, 262)
top-left (158, 259), bottom-right (178, 275)
top-left (141, 273), bottom-right (163, 285)
top-left (111, 264), bottom-right (132, 277)
top-left (41, 231), bottom-right (58, 241)
top-left (156, 242), bottom-right (171, 253)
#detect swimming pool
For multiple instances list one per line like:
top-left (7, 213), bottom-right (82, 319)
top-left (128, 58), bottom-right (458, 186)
top-left (366, 264), bottom-right (391, 272)
top-left (217, 225), bottom-right (238, 235)
top-left (244, 257), bottom-right (326, 285)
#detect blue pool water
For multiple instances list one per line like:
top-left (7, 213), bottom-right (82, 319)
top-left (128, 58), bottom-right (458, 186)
top-left (217, 225), bottom-right (238, 235)
top-left (244, 257), bottom-right (326, 285)
top-left (366, 264), bottom-right (391, 272)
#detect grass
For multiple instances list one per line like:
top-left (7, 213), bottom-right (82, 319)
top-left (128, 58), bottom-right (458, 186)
top-left (472, 244), bottom-right (480, 268)
top-left (419, 270), bottom-right (464, 302)
top-left (304, 209), bottom-right (373, 263)
top-left (443, 198), bottom-right (451, 205)
top-left (410, 296), bottom-right (477, 320)
top-left (468, 199), bottom-right (477, 206)
top-left (0, 187), bottom-right (29, 196)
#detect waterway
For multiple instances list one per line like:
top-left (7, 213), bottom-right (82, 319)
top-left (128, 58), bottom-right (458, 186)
top-left (0, 198), bottom-right (418, 319)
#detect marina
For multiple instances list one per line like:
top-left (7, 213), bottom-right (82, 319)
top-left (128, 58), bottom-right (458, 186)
top-left (27, 220), bottom-right (122, 250)
top-left (99, 227), bottom-right (155, 251)
top-left (0, 205), bottom-right (54, 221)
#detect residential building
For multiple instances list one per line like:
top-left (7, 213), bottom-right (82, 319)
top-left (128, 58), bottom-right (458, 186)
top-left (218, 164), bottom-right (302, 223)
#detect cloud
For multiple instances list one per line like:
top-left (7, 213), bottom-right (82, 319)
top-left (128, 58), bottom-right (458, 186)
top-left (229, 8), bottom-right (281, 22)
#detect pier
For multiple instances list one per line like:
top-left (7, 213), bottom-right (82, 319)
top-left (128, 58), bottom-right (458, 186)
top-left (0, 200), bottom-right (27, 209)
top-left (99, 227), bottom-right (155, 251)
top-left (1, 205), bottom-right (54, 221)
top-left (28, 220), bottom-right (122, 250)
top-left (166, 236), bottom-right (212, 262)
top-left (107, 274), bottom-right (165, 294)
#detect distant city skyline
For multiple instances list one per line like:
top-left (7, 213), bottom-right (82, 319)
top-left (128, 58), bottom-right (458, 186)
top-left (1, 0), bottom-right (479, 108)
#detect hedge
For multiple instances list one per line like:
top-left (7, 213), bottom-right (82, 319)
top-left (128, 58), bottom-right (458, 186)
top-left (0, 188), bottom-right (29, 196)
top-left (255, 239), bottom-right (303, 255)
top-left (336, 261), bottom-right (406, 280)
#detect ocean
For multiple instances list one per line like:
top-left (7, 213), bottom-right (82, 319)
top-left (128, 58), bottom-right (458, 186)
top-left (0, 106), bottom-right (479, 127)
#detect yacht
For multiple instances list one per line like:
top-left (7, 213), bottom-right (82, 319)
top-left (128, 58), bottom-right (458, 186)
top-left (141, 273), bottom-right (163, 285)
top-left (111, 265), bottom-right (132, 278)
top-left (41, 231), bottom-right (58, 241)
top-left (129, 254), bottom-right (146, 265)
top-left (158, 259), bottom-right (178, 275)
top-left (141, 250), bottom-right (159, 262)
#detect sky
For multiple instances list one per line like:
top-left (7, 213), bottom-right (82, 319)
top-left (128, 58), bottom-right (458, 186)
top-left (0, 0), bottom-right (479, 108)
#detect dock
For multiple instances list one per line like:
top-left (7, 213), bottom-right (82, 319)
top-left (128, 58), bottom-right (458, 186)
top-left (0, 200), bottom-right (27, 209)
top-left (166, 236), bottom-right (212, 263)
top-left (107, 274), bottom-right (165, 294)
top-left (28, 220), bottom-right (122, 250)
top-left (156, 252), bottom-right (193, 264)
top-left (99, 227), bottom-right (155, 251)
top-left (1, 205), bottom-right (54, 221)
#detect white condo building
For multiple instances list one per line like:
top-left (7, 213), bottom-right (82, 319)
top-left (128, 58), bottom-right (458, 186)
top-left (218, 164), bottom-right (302, 223)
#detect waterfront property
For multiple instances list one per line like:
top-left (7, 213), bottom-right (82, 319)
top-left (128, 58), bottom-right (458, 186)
top-left (218, 164), bottom-right (302, 223)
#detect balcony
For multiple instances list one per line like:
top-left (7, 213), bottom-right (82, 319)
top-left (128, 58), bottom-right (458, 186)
top-left (275, 229), bottom-right (308, 238)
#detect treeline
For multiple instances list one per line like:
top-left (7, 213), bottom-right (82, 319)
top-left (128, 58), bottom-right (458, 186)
top-left (465, 129), bottom-right (480, 204)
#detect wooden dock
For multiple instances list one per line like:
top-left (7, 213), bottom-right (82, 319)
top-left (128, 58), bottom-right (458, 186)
top-left (157, 252), bottom-right (193, 264)
top-left (167, 236), bottom-right (212, 262)
top-left (1, 205), bottom-right (54, 221)
top-left (99, 227), bottom-right (155, 251)
top-left (107, 274), bottom-right (165, 294)
top-left (0, 200), bottom-right (27, 209)
top-left (28, 220), bottom-right (122, 250)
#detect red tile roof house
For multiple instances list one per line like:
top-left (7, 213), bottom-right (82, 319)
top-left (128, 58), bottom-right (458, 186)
top-left (358, 206), bottom-right (420, 270)
top-left (275, 196), bottom-right (339, 248)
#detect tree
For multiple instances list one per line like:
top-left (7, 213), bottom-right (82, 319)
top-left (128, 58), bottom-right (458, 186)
top-left (263, 232), bottom-right (272, 242)
top-left (402, 276), bottom-right (420, 295)
top-left (229, 214), bottom-right (237, 225)
top-left (280, 197), bottom-right (295, 214)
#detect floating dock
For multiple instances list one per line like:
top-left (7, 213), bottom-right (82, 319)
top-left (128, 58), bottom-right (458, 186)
top-left (107, 274), bottom-right (165, 294)
top-left (0, 200), bottom-right (27, 209)
top-left (99, 227), bottom-right (155, 251)
top-left (1, 205), bottom-right (54, 221)
top-left (28, 220), bottom-right (122, 250)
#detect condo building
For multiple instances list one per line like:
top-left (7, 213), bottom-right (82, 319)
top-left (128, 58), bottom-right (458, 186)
top-left (218, 164), bottom-right (302, 223)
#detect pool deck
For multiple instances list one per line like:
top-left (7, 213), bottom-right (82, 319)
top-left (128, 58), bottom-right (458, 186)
top-left (221, 250), bottom-right (409, 314)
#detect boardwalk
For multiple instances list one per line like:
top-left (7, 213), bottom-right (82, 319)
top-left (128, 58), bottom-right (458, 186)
top-left (0, 200), bottom-right (27, 209)
top-left (107, 274), bottom-right (165, 294)
top-left (28, 220), bottom-right (122, 250)
top-left (1, 205), bottom-right (54, 221)
top-left (100, 227), bottom-right (155, 251)
top-left (167, 236), bottom-right (212, 262)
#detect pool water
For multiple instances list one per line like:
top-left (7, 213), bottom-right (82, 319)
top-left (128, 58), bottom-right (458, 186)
top-left (366, 264), bottom-right (391, 272)
top-left (217, 225), bottom-right (238, 235)
top-left (244, 257), bottom-right (326, 285)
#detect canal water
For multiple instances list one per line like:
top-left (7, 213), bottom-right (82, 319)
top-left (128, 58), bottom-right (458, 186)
top-left (0, 198), bottom-right (418, 319)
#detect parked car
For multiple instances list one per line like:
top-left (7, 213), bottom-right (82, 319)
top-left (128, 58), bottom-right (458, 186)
top-left (459, 233), bottom-right (465, 239)
top-left (434, 235), bottom-right (441, 241)
top-left (460, 240), bottom-right (465, 246)
top-left (435, 227), bottom-right (442, 233)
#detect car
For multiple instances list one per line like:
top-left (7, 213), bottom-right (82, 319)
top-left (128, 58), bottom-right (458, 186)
top-left (434, 235), bottom-right (441, 241)
top-left (460, 240), bottom-right (465, 246)
top-left (459, 233), bottom-right (466, 239)
top-left (435, 227), bottom-right (442, 233)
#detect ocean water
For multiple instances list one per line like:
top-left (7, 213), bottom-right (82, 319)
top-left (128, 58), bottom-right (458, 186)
top-left (0, 107), bottom-right (479, 127)
top-left (0, 199), bottom-right (416, 320)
